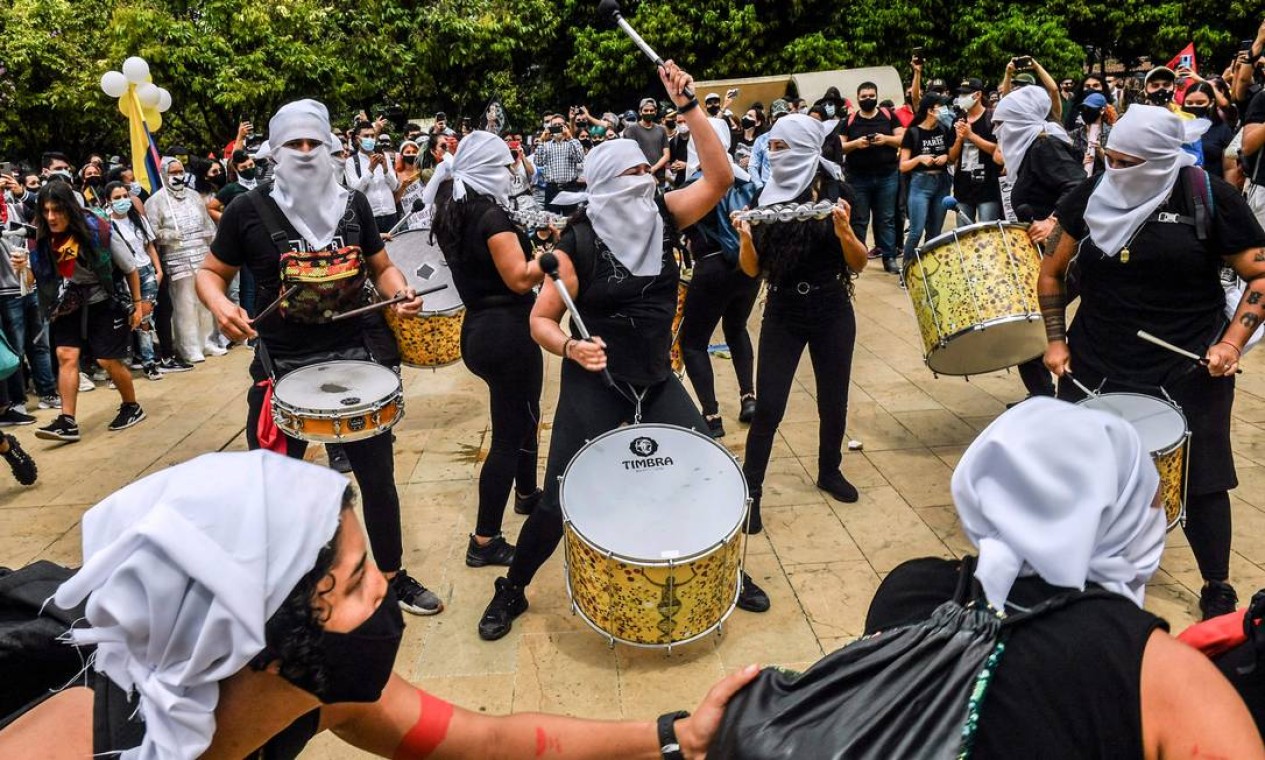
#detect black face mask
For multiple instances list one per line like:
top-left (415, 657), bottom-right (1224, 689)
top-left (300, 586), bottom-right (405, 704)
top-left (705, 104), bottom-right (721, 117)
top-left (641, 114), bottom-right (655, 123)
top-left (1146, 88), bottom-right (1175, 106)
top-left (84, 175), bottom-right (103, 188)
top-left (1080, 107), bottom-right (1102, 124)
top-left (859, 98), bottom-right (879, 113)
top-left (206, 174), bottom-right (226, 189)
top-left (238, 166), bottom-right (257, 180)
top-left (1183, 105), bottom-right (1211, 119)
top-left (664, 120), bottom-right (677, 129)
top-left (741, 116), bottom-right (756, 130)
top-left (402, 154), bottom-right (417, 165)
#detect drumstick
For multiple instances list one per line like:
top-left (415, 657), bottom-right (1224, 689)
top-left (598, 0), bottom-right (695, 100)
top-left (250, 285), bottom-right (301, 324)
top-left (1137, 330), bottom-right (1242, 374)
top-left (1063, 371), bottom-right (1097, 399)
top-left (327, 283), bottom-right (449, 322)
top-left (538, 252), bottom-right (615, 387)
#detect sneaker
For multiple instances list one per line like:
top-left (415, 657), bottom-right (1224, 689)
top-left (390, 570), bottom-right (443, 616)
top-left (78, 373), bottom-right (96, 392)
top-left (883, 258), bottom-right (901, 275)
top-left (817, 471), bottom-right (859, 503)
top-left (326, 443), bottom-right (352, 473)
top-left (203, 343), bottom-right (228, 357)
top-left (514, 488), bottom-right (543, 516)
top-left (90, 368), bottom-right (108, 383)
top-left (1, 434), bottom-right (37, 485)
top-left (186, 353), bottom-right (206, 364)
top-left (107, 379), bottom-right (117, 391)
top-left (143, 363), bottom-right (163, 381)
top-left (738, 395), bottom-right (757, 424)
top-left (867, 247), bottom-right (882, 259)
top-left (37, 395), bottom-right (61, 410)
top-left (743, 496), bottom-right (763, 535)
top-left (128, 358), bottom-right (144, 370)
top-left (0, 407), bottom-right (36, 427)
top-left (35, 414), bottom-right (80, 442)
top-left (706, 415), bottom-right (726, 439)
top-left (107, 402), bottom-right (146, 432)
top-left (736, 572), bottom-right (770, 613)
top-left (478, 576), bottom-right (528, 640)
top-left (1199, 581), bottom-right (1239, 621)
top-left (466, 534), bottom-right (517, 568)
top-left (159, 357), bottom-right (195, 373)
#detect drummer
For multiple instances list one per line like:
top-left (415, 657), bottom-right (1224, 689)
top-left (477, 61), bottom-right (770, 643)
top-left (426, 131), bottom-right (548, 569)
top-left (196, 99), bottom-right (445, 618)
top-left (1039, 104), bottom-right (1265, 621)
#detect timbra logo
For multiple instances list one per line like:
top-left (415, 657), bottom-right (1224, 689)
top-left (624, 436), bottom-right (673, 470)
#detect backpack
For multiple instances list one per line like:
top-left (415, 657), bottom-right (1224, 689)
top-left (0, 562), bottom-right (86, 729)
top-left (30, 212), bottom-right (117, 318)
top-left (1178, 590), bottom-right (1265, 737)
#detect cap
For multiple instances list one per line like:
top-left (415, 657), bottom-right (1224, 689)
top-left (1145, 66), bottom-right (1176, 84)
top-left (434, 111), bottom-right (447, 120)
top-left (1012, 73), bottom-right (1037, 86)
top-left (704, 92), bottom-right (721, 103)
top-left (640, 98), bottom-right (657, 109)
top-left (957, 77), bottom-right (985, 94)
top-left (771, 98), bottom-right (790, 116)
top-left (929, 78), bottom-right (947, 91)
top-left (623, 110), bottom-right (637, 121)
top-left (663, 109), bottom-right (678, 119)
top-left (1082, 92), bottom-right (1108, 109)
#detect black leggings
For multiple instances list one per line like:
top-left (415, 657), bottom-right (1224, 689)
top-left (246, 378), bottom-right (404, 573)
top-left (508, 361), bottom-right (707, 588)
top-left (155, 275), bottom-right (174, 361)
top-left (1185, 490), bottom-right (1232, 582)
top-left (678, 254), bottom-right (760, 417)
top-left (743, 289), bottom-right (856, 516)
top-left (462, 306), bottom-right (542, 538)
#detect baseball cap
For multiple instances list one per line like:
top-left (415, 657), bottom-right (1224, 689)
top-left (1145, 67), bottom-right (1176, 84)
top-left (640, 98), bottom-right (657, 109)
top-left (1082, 92), bottom-right (1108, 109)
top-left (771, 98), bottom-right (790, 116)
top-left (929, 78), bottom-right (948, 92)
top-left (704, 92), bottom-right (721, 103)
top-left (957, 78), bottom-right (985, 94)
top-left (1012, 73), bottom-right (1037, 86)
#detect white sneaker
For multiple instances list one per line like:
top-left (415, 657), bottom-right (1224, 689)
top-left (38, 395), bottom-right (61, 410)
top-left (78, 373), bottom-right (96, 392)
top-left (203, 344), bottom-right (228, 357)
top-left (186, 354), bottom-right (207, 364)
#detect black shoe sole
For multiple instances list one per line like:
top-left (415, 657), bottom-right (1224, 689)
top-left (466, 547), bottom-right (517, 568)
top-left (478, 598), bottom-right (529, 641)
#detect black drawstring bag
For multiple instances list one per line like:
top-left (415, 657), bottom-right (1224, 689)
top-left (710, 557), bottom-right (1117, 760)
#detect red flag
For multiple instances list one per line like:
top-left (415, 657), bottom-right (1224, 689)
top-left (1166, 43), bottom-right (1197, 73)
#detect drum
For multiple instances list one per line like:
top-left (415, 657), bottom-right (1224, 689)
top-left (669, 270), bottom-right (691, 377)
top-left (902, 222), bottom-right (1045, 376)
top-left (271, 361), bottom-right (404, 443)
top-left (1078, 393), bottom-right (1190, 531)
top-left (560, 424), bottom-right (748, 648)
top-left (383, 228), bottom-right (465, 368)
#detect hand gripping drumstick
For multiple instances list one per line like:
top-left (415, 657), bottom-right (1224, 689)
top-left (1137, 330), bottom-right (1242, 375)
top-left (597, 0), bottom-right (695, 100)
top-left (539, 252), bottom-right (615, 388)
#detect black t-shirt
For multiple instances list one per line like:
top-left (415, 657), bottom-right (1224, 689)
top-left (752, 185), bottom-right (857, 288)
top-left (1244, 89), bottom-right (1265, 182)
top-left (900, 123), bottom-right (953, 173)
top-left (843, 109), bottom-right (902, 173)
top-left (1012, 136), bottom-right (1085, 220)
top-left (215, 182), bottom-right (250, 209)
top-left (954, 111), bottom-right (1002, 204)
top-left (1056, 171), bottom-right (1265, 385)
top-left (866, 557), bottom-right (1165, 760)
top-left (1201, 121), bottom-right (1234, 180)
top-left (438, 196), bottom-right (534, 311)
top-left (211, 188), bottom-right (385, 359)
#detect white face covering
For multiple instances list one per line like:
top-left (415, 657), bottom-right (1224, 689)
top-left (584, 140), bottom-right (665, 277)
top-left (267, 100), bottom-right (349, 250)
top-left (686, 117), bottom-right (751, 182)
top-left (955, 93), bottom-right (977, 111)
top-left (161, 158), bottom-right (187, 199)
top-left (421, 130), bottom-right (513, 208)
top-left (758, 114), bottom-right (842, 207)
top-left (1083, 105), bottom-right (1208, 257)
top-left (993, 86), bottom-right (1071, 179)
top-left (951, 398), bottom-right (1165, 611)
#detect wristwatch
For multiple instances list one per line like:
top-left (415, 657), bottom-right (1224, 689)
top-left (657, 710), bottom-right (690, 760)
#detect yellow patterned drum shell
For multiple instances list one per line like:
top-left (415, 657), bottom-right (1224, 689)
top-left (903, 222), bottom-right (1047, 376)
top-left (384, 308), bottom-right (465, 369)
top-left (670, 279), bottom-right (689, 376)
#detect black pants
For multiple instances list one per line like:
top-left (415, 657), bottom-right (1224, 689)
top-left (155, 275), bottom-right (174, 361)
top-left (678, 253), bottom-right (760, 417)
top-left (1018, 357), bottom-right (1056, 397)
top-left (245, 373), bottom-right (404, 573)
top-left (508, 361), bottom-right (706, 588)
top-left (743, 288), bottom-right (856, 516)
top-left (462, 306), bottom-right (542, 538)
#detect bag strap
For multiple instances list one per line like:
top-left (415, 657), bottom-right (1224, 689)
top-left (952, 556), bottom-right (979, 605)
top-left (570, 215), bottom-right (598, 293)
top-left (1000, 586), bottom-right (1124, 628)
top-left (1184, 166), bottom-right (1213, 242)
top-left (246, 184), bottom-right (292, 256)
top-left (108, 220), bottom-right (140, 261)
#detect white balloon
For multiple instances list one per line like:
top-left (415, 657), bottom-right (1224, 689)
top-left (157, 88), bottom-right (172, 113)
top-left (122, 56), bottom-right (150, 84)
top-left (136, 82), bottom-right (160, 108)
top-left (100, 71), bottom-right (128, 98)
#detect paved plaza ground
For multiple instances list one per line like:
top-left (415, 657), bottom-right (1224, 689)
top-left (3, 269), bottom-right (1264, 757)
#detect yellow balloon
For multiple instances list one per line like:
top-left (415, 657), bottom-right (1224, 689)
top-left (144, 109), bottom-right (163, 132)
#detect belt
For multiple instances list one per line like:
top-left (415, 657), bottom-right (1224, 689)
top-left (767, 275), bottom-right (843, 295)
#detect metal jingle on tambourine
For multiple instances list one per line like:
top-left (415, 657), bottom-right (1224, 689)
top-left (776, 206), bottom-right (798, 223)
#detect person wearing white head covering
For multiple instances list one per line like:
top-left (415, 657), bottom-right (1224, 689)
top-left (731, 112), bottom-right (869, 539)
top-left (1039, 103), bottom-right (1265, 621)
top-left (862, 398), bottom-right (1263, 760)
top-left (197, 99), bottom-right (443, 618)
top-left (478, 60), bottom-right (780, 642)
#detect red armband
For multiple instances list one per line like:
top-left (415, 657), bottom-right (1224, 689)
top-left (393, 689), bottom-right (454, 759)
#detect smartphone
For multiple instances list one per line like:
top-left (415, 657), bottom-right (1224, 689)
top-left (726, 88), bottom-right (740, 99)
top-left (912, 46), bottom-right (924, 64)
top-left (1179, 53), bottom-right (1193, 70)
top-left (1242, 39), bottom-right (1255, 52)
top-left (1014, 56), bottom-right (1034, 69)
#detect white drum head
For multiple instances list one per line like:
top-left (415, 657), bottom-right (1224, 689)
top-left (273, 361), bottom-right (400, 413)
top-left (385, 229), bottom-right (464, 313)
top-left (1078, 393), bottom-right (1187, 452)
top-left (560, 424), bottom-right (747, 562)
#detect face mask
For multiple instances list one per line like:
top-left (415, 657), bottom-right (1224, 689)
top-left (936, 106), bottom-right (955, 128)
top-left (238, 165), bottom-right (257, 181)
top-left (768, 150), bottom-right (802, 191)
top-left (330, 155), bottom-right (346, 176)
top-left (641, 113), bottom-right (655, 123)
top-left (402, 154), bottom-right (417, 165)
top-left (168, 176), bottom-right (187, 191)
top-left (741, 116), bottom-right (756, 130)
top-left (954, 94), bottom-right (975, 111)
top-left (293, 586), bottom-right (405, 704)
top-left (48, 170), bottom-right (73, 184)
top-left (664, 120), bottom-right (677, 129)
top-left (859, 98), bottom-right (879, 113)
top-left (823, 103), bottom-right (837, 118)
top-left (549, 124), bottom-right (563, 135)
top-left (360, 138), bottom-right (377, 152)
top-left (705, 104), bottom-right (721, 117)
top-left (129, 182), bottom-right (142, 196)
top-left (1183, 105), bottom-right (1211, 119)
top-left (1146, 88), bottom-right (1174, 106)
top-left (111, 199), bottom-right (132, 216)
top-left (84, 175), bottom-right (102, 188)
top-left (1081, 107), bottom-right (1103, 124)
top-left (274, 146), bottom-right (329, 185)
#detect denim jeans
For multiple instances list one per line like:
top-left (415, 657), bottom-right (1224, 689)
top-left (134, 265), bottom-right (159, 365)
top-left (847, 169), bottom-right (900, 260)
top-left (955, 200), bottom-right (1002, 227)
top-left (1, 292), bottom-right (56, 397)
top-left (902, 172), bottom-right (952, 263)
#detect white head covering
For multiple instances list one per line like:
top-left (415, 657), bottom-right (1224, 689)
top-left (160, 157), bottom-right (187, 199)
top-left (1085, 105), bottom-right (1210, 258)
top-left (687, 117), bottom-right (751, 183)
top-left (421, 130), bottom-right (512, 208)
top-left (993, 86), bottom-right (1071, 179)
top-left (268, 99), bottom-right (349, 249)
top-left (758, 114), bottom-right (842, 207)
top-left (582, 139), bottom-right (664, 277)
top-left (951, 398), bottom-right (1166, 611)
top-left (53, 451), bottom-right (346, 760)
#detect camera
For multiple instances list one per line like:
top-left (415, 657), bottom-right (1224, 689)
top-left (1013, 56), bottom-right (1034, 70)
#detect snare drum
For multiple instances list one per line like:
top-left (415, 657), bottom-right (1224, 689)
top-left (383, 229), bottom-right (465, 368)
top-left (271, 361), bottom-right (404, 443)
top-left (903, 222), bottom-right (1046, 376)
top-left (1078, 393), bottom-right (1190, 531)
top-left (560, 424), bottom-right (748, 648)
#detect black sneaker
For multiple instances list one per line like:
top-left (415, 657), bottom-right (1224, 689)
top-left (706, 415), bottom-right (726, 439)
top-left (817, 471), bottom-right (859, 503)
top-left (326, 443), bottom-right (352, 474)
top-left (743, 496), bottom-right (763, 535)
top-left (0, 407), bottom-right (36, 427)
top-left (737, 572), bottom-right (770, 613)
top-left (514, 488), bottom-right (543, 516)
top-left (108, 403), bottom-right (146, 432)
top-left (35, 414), bottom-right (80, 442)
top-left (158, 357), bottom-right (194, 373)
top-left (883, 258), bottom-right (901, 275)
top-left (143, 363), bottom-right (163, 382)
top-left (1199, 581), bottom-right (1239, 621)
top-left (738, 395), bottom-right (757, 424)
top-left (1, 434), bottom-right (37, 485)
top-left (478, 576), bottom-right (528, 641)
top-left (466, 534), bottom-right (517, 567)
top-left (391, 570), bottom-right (443, 616)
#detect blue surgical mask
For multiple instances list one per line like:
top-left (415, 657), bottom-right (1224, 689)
top-left (360, 138), bottom-right (376, 152)
top-left (937, 106), bottom-right (955, 128)
top-left (129, 182), bottom-right (142, 196)
top-left (111, 199), bottom-right (132, 216)
top-left (823, 103), bottom-right (836, 118)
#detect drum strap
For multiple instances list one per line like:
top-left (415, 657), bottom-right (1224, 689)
top-left (610, 382), bottom-right (649, 423)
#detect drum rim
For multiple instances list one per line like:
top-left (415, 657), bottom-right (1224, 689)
top-left (1075, 391), bottom-right (1190, 451)
top-left (921, 314), bottom-right (1045, 376)
top-left (558, 422), bottom-right (749, 562)
top-left (273, 389), bottom-right (403, 418)
top-left (272, 360), bottom-right (403, 415)
top-left (906, 220), bottom-right (1034, 270)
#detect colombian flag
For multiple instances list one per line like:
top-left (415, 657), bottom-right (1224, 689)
top-left (124, 90), bottom-right (164, 194)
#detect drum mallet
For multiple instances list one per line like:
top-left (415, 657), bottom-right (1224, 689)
top-left (250, 285), bottom-right (301, 325)
top-left (328, 283), bottom-right (449, 322)
top-left (539, 252), bottom-right (615, 387)
top-left (598, 0), bottom-right (694, 100)
top-left (1137, 330), bottom-right (1242, 375)
top-left (387, 198), bottom-right (426, 237)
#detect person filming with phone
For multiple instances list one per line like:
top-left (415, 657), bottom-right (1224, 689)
top-left (345, 121), bottom-right (401, 234)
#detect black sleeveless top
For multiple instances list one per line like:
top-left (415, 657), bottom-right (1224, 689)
top-left (866, 557), bottom-right (1167, 760)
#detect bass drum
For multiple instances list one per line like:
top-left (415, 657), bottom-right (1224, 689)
top-left (383, 228), bottom-right (465, 368)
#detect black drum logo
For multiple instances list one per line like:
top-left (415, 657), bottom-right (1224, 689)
top-left (629, 437), bottom-right (659, 457)
top-left (624, 436), bottom-right (672, 471)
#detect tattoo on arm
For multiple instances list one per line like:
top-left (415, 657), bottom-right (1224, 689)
top-left (1248, 291), bottom-right (1262, 306)
top-left (1039, 292), bottom-right (1067, 342)
top-left (1242, 312), bottom-right (1262, 330)
top-left (1044, 223), bottom-right (1065, 254)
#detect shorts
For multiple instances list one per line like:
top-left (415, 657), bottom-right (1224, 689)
top-left (51, 301), bottom-right (130, 360)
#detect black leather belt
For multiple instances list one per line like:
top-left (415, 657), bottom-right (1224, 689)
top-left (767, 275), bottom-right (843, 294)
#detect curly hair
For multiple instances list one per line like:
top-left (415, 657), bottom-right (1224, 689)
top-left (752, 184), bottom-right (857, 299)
top-left (249, 485), bottom-right (356, 696)
top-left (428, 178), bottom-right (494, 265)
